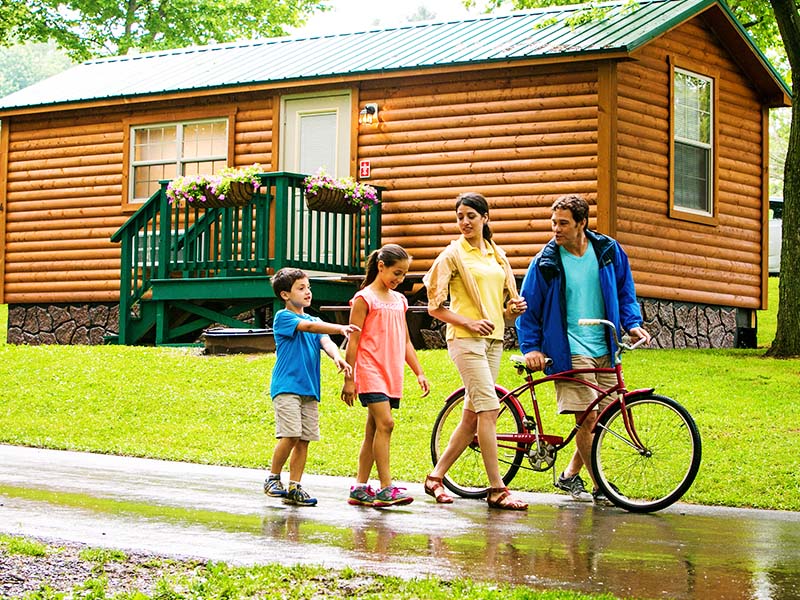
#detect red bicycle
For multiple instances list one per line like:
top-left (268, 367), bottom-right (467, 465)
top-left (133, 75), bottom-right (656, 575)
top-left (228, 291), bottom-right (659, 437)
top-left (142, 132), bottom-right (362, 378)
top-left (430, 319), bottom-right (701, 513)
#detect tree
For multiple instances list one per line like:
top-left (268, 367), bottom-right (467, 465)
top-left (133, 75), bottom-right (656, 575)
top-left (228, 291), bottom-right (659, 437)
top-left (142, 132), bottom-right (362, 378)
top-left (467, 0), bottom-right (799, 356)
top-left (1, 0), bottom-right (329, 62)
top-left (0, 42), bottom-right (74, 98)
top-left (766, 0), bottom-right (800, 357)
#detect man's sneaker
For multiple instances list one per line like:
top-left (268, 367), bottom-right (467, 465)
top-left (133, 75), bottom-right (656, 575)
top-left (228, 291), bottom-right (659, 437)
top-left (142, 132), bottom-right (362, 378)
top-left (592, 489), bottom-right (615, 507)
top-left (283, 484), bottom-right (318, 507)
top-left (263, 476), bottom-right (287, 498)
top-left (373, 485), bottom-right (414, 507)
top-left (555, 472), bottom-right (592, 502)
top-left (348, 484), bottom-right (376, 506)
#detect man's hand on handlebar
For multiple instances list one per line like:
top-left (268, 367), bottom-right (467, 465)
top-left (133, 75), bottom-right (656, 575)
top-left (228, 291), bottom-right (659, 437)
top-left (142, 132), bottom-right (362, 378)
top-left (627, 326), bottom-right (651, 347)
top-left (523, 351), bottom-right (550, 372)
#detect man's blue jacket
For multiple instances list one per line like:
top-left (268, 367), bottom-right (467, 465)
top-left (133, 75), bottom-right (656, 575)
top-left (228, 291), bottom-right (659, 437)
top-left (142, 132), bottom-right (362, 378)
top-left (516, 229), bottom-right (644, 374)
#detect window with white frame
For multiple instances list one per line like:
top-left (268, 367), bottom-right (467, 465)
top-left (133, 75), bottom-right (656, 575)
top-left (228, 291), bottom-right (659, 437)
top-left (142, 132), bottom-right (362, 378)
top-left (130, 119), bottom-right (228, 202)
top-left (673, 68), bottom-right (714, 216)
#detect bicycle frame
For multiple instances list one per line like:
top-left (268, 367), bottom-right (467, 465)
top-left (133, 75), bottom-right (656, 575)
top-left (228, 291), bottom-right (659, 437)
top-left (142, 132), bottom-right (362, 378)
top-left (494, 361), bottom-right (655, 462)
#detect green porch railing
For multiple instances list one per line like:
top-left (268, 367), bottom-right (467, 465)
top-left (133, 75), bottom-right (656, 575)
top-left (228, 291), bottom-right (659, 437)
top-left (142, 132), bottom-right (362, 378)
top-left (110, 171), bottom-right (382, 345)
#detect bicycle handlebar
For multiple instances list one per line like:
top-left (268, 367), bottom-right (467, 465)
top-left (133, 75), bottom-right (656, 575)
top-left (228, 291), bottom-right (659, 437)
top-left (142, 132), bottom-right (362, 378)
top-left (577, 318), bottom-right (647, 352)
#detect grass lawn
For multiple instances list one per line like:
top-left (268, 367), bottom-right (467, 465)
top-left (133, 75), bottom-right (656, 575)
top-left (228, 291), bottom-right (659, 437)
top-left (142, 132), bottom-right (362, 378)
top-left (0, 277), bottom-right (798, 511)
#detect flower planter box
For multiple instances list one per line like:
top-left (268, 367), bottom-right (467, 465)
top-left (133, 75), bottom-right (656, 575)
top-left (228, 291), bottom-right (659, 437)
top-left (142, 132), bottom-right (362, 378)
top-left (305, 187), bottom-right (361, 214)
top-left (201, 327), bottom-right (275, 354)
top-left (200, 182), bottom-right (255, 208)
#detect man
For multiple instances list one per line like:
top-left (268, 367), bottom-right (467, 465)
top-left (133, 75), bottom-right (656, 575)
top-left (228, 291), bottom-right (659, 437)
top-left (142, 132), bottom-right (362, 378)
top-left (516, 194), bottom-right (651, 505)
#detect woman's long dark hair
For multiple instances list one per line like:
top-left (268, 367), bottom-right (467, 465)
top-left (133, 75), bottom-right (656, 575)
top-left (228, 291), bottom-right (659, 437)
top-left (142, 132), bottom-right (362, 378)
top-left (362, 243), bottom-right (410, 288)
top-left (455, 192), bottom-right (492, 240)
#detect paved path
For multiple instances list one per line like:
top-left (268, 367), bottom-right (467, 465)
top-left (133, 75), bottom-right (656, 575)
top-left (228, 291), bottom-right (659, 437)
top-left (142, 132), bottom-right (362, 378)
top-left (1, 445), bottom-right (799, 599)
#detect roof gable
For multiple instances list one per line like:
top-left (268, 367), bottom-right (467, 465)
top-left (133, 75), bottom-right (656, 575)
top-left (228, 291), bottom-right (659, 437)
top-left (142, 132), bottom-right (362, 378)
top-left (0, 0), bottom-right (789, 113)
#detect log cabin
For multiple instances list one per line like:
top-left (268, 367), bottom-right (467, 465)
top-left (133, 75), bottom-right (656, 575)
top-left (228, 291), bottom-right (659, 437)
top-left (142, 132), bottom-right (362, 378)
top-left (0, 0), bottom-right (790, 348)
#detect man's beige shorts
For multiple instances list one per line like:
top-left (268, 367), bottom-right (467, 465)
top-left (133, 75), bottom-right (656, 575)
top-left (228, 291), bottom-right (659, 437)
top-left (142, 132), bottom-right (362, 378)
top-left (447, 337), bottom-right (503, 413)
top-left (555, 354), bottom-right (616, 414)
top-left (272, 393), bottom-right (320, 441)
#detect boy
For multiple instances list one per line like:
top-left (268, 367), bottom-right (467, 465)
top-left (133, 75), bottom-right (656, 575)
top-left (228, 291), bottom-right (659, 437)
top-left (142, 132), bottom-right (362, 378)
top-left (264, 267), bottom-right (359, 506)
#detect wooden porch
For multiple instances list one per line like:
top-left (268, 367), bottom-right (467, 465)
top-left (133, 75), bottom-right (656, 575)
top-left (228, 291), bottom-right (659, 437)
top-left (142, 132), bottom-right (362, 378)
top-left (110, 172), bottom-right (381, 345)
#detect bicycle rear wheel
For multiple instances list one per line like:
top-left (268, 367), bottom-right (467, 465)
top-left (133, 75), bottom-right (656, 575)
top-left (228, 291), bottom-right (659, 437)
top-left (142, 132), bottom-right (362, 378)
top-left (592, 393), bottom-right (701, 513)
top-left (430, 387), bottom-right (526, 499)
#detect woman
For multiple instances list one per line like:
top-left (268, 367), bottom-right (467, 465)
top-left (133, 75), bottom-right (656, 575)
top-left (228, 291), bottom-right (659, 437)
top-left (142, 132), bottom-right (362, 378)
top-left (422, 192), bottom-right (528, 510)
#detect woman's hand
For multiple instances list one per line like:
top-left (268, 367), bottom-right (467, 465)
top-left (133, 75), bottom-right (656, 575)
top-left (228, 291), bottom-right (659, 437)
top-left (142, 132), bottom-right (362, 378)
top-left (505, 296), bottom-right (527, 319)
top-left (465, 318), bottom-right (495, 336)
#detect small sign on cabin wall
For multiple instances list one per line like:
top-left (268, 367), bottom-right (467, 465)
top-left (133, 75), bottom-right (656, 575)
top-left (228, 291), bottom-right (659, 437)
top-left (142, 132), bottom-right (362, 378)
top-left (359, 159), bottom-right (371, 178)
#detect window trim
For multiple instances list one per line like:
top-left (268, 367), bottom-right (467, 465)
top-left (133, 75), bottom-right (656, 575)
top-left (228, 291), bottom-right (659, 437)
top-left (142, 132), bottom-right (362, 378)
top-left (121, 107), bottom-right (236, 210)
top-left (669, 57), bottom-right (719, 226)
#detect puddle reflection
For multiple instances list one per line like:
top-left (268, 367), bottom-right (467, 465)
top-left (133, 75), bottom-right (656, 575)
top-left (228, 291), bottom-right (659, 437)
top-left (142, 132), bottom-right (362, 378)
top-left (260, 503), bottom-right (800, 600)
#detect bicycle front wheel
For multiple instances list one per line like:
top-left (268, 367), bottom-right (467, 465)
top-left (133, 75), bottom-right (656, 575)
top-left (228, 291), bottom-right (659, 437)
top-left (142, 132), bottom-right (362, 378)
top-left (430, 387), bottom-right (526, 499)
top-left (592, 393), bottom-right (701, 513)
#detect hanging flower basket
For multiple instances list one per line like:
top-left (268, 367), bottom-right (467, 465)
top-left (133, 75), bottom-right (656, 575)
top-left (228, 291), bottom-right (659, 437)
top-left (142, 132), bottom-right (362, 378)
top-left (303, 169), bottom-right (379, 214)
top-left (305, 187), bottom-right (361, 214)
top-left (166, 164), bottom-right (261, 208)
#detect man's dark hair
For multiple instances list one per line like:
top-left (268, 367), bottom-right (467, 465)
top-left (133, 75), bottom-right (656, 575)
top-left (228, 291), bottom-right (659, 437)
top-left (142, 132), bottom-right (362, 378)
top-left (271, 267), bottom-right (307, 296)
top-left (551, 194), bottom-right (590, 230)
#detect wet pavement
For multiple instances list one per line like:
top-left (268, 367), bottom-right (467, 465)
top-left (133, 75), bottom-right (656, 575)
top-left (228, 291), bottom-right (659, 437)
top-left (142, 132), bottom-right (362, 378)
top-left (1, 444), bottom-right (799, 599)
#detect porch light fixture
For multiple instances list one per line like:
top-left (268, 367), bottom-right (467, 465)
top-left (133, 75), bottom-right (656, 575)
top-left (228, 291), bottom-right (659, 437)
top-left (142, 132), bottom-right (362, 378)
top-left (359, 103), bottom-right (379, 125)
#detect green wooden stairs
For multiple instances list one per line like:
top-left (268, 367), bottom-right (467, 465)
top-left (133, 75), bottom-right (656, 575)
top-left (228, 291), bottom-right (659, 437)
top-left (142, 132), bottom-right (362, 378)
top-left (110, 172), bottom-right (381, 345)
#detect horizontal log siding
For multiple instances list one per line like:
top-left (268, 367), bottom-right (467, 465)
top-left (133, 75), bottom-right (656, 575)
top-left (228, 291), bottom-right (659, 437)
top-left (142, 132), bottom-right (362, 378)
top-left (3, 95), bottom-right (273, 303)
top-left (358, 66), bottom-right (600, 272)
top-left (617, 17), bottom-right (765, 309)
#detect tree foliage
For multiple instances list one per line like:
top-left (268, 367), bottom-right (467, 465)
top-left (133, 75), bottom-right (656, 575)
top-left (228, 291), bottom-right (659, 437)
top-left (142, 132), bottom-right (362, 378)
top-left (1, 0), bottom-right (329, 62)
top-left (0, 43), bottom-right (74, 98)
top-left (467, 0), bottom-right (799, 356)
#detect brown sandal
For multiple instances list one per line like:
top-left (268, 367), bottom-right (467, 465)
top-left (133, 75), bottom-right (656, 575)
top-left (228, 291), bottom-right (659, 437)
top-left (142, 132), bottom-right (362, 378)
top-left (487, 487), bottom-right (528, 511)
top-left (424, 475), bottom-right (454, 504)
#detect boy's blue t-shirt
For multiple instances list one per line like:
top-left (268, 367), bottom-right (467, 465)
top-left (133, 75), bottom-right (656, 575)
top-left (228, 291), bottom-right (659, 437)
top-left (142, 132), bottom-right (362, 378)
top-left (270, 309), bottom-right (327, 401)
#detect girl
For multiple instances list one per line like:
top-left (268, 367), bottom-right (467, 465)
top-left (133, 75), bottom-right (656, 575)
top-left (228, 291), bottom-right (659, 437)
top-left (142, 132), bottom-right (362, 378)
top-left (341, 244), bottom-right (430, 507)
top-left (423, 192), bottom-right (528, 510)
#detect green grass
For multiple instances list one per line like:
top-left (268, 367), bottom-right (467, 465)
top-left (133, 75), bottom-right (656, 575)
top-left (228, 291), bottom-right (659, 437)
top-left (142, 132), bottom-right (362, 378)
top-left (0, 534), bottom-right (49, 557)
top-left (0, 535), bottom-right (624, 600)
top-left (0, 279), bottom-right (797, 511)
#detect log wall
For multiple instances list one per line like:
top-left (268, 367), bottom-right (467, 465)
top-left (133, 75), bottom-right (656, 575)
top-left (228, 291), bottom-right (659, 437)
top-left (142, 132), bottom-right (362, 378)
top-left (617, 19), bottom-right (766, 310)
top-left (358, 64), bottom-right (601, 273)
top-left (2, 94), bottom-right (274, 305)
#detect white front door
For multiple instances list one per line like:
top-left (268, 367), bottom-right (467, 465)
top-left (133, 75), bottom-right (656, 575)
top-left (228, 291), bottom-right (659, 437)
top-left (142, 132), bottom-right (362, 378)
top-left (281, 92), bottom-right (351, 178)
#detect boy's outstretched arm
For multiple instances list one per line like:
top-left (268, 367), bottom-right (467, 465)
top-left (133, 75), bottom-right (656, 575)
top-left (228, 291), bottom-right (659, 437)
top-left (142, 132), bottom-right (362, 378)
top-left (296, 319), bottom-right (360, 337)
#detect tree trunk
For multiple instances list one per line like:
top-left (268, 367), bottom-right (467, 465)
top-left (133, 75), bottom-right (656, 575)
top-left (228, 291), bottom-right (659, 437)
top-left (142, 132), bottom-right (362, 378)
top-left (767, 0), bottom-right (800, 357)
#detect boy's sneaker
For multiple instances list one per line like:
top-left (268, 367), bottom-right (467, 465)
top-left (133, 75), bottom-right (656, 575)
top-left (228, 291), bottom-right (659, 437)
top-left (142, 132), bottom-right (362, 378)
top-left (348, 484), bottom-right (376, 506)
top-left (555, 472), bottom-right (592, 502)
top-left (373, 485), bottom-right (414, 507)
top-left (283, 484), bottom-right (318, 507)
top-left (263, 475), bottom-right (287, 498)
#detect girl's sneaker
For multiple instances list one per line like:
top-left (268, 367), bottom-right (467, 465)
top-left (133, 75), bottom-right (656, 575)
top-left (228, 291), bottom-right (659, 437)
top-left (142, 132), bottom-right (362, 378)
top-left (348, 484), bottom-right (376, 506)
top-left (373, 485), bottom-right (414, 507)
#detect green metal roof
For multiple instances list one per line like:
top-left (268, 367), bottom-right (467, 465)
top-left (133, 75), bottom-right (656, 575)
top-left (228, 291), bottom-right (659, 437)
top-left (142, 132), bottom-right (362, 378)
top-left (0, 0), bottom-right (789, 112)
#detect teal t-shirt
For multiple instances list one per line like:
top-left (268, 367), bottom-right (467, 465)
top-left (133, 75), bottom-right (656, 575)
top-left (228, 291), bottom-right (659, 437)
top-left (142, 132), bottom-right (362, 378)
top-left (560, 246), bottom-right (608, 357)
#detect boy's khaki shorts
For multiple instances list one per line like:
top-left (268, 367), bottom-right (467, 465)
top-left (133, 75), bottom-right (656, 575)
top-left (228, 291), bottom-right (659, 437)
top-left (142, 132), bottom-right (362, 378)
top-left (447, 336), bottom-right (503, 413)
top-left (272, 393), bottom-right (320, 441)
top-left (555, 354), bottom-right (616, 414)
